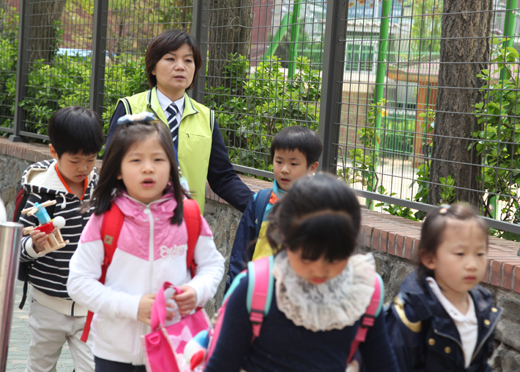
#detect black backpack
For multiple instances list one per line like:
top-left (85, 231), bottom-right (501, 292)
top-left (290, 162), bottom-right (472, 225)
top-left (12, 186), bottom-right (55, 309)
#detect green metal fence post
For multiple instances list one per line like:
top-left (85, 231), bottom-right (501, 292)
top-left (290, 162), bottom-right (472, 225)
top-left (368, 0), bottom-right (392, 208)
top-left (288, 0), bottom-right (301, 79)
top-left (490, 0), bottom-right (518, 218)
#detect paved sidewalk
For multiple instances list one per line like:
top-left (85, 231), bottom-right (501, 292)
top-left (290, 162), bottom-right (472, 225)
top-left (6, 281), bottom-right (74, 372)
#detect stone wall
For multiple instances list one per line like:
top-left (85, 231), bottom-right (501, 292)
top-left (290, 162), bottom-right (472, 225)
top-left (203, 199), bottom-right (242, 316)
top-left (0, 155), bottom-right (31, 219)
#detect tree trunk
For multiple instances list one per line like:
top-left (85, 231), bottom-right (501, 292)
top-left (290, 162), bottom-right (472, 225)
top-left (428, 0), bottom-right (492, 207)
top-left (28, 0), bottom-right (67, 63)
top-left (207, 0), bottom-right (253, 90)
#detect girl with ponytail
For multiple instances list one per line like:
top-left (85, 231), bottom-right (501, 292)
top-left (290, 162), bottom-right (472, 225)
top-left (205, 173), bottom-right (399, 372)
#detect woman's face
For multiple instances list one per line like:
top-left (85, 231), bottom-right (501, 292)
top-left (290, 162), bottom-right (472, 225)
top-left (152, 43), bottom-right (196, 101)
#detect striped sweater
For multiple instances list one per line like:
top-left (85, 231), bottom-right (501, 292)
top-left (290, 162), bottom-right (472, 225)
top-left (19, 159), bottom-right (97, 315)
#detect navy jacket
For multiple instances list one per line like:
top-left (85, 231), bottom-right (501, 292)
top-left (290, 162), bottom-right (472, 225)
top-left (107, 101), bottom-right (254, 213)
top-left (205, 272), bottom-right (400, 372)
top-left (385, 271), bottom-right (501, 372)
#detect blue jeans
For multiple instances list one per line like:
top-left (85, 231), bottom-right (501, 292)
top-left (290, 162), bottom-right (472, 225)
top-left (94, 356), bottom-right (146, 372)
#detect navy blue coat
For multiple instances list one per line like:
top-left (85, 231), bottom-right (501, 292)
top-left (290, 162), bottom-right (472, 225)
top-left (385, 272), bottom-right (501, 372)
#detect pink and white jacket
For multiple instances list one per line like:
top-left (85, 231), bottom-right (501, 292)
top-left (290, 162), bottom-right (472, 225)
top-left (67, 191), bottom-right (225, 365)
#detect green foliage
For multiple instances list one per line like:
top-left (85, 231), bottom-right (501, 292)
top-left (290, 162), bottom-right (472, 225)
top-left (405, 0), bottom-right (443, 58)
top-left (341, 99), bottom-right (385, 189)
top-left (439, 175), bottom-right (456, 204)
top-left (0, 17), bottom-right (148, 141)
top-left (375, 186), bottom-right (416, 219)
top-left (206, 54), bottom-right (321, 174)
top-left (0, 7), bottom-right (19, 133)
top-left (471, 38), bottom-right (520, 240)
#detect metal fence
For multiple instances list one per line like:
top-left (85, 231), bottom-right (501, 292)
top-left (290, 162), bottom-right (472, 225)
top-left (2, 0), bottom-right (520, 237)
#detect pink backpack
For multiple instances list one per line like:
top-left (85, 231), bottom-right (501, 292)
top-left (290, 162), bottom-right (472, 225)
top-left (206, 255), bottom-right (383, 365)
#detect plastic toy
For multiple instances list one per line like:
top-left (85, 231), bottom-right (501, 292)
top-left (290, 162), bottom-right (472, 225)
top-left (21, 200), bottom-right (69, 253)
top-left (184, 329), bottom-right (210, 370)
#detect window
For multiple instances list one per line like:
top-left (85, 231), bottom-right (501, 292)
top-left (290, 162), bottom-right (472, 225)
top-left (345, 43), bottom-right (375, 72)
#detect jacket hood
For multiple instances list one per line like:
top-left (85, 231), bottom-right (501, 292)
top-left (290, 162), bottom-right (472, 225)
top-left (21, 159), bottom-right (97, 198)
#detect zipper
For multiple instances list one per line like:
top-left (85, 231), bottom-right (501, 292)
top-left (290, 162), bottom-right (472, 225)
top-left (144, 206), bottom-right (155, 293)
top-left (470, 312), bottom-right (501, 363)
top-left (433, 328), bottom-right (464, 354)
top-left (135, 205), bottom-right (155, 364)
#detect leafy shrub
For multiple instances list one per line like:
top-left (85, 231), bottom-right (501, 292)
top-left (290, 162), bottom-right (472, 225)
top-left (206, 54), bottom-right (321, 173)
top-left (471, 38), bottom-right (520, 240)
top-left (0, 7), bottom-right (20, 133)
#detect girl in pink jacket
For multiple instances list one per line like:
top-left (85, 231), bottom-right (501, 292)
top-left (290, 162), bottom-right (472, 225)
top-left (67, 114), bottom-right (224, 371)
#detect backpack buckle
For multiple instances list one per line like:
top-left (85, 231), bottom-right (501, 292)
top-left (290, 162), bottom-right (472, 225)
top-left (360, 313), bottom-right (376, 328)
top-left (249, 308), bottom-right (264, 325)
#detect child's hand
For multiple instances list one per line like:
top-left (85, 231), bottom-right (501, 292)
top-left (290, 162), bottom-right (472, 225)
top-left (172, 286), bottom-right (197, 316)
top-left (137, 293), bottom-right (156, 325)
top-left (29, 229), bottom-right (48, 253)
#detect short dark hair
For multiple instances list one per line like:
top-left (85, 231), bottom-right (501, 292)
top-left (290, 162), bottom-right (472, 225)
top-left (266, 173), bottom-right (361, 262)
top-left (48, 106), bottom-right (103, 158)
top-left (88, 119), bottom-right (187, 225)
top-left (418, 203), bottom-right (489, 282)
top-left (270, 126), bottom-right (322, 167)
top-left (145, 30), bottom-right (202, 89)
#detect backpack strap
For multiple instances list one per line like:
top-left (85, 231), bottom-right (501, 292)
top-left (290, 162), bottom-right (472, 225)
top-left (246, 255), bottom-right (275, 340)
top-left (183, 199), bottom-right (201, 278)
top-left (347, 273), bottom-right (383, 363)
top-left (254, 189), bottom-right (272, 238)
top-left (81, 203), bottom-right (125, 342)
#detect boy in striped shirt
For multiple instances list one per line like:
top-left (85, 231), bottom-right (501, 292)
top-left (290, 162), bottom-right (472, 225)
top-left (18, 106), bottom-right (103, 372)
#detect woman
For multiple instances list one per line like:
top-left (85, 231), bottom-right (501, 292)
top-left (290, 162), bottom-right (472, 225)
top-left (106, 30), bottom-right (253, 213)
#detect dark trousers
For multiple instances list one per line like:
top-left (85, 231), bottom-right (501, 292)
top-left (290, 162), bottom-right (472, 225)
top-left (94, 356), bottom-right (147, 372)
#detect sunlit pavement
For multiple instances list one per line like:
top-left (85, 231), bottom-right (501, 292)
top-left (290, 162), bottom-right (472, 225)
top-left (6, 281), bottom-right (73, 371)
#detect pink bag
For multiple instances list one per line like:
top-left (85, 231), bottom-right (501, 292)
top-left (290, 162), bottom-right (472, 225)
top-left (142, 282), bottom-right (211, 372)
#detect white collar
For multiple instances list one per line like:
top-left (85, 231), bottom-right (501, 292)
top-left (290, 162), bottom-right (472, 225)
top-left (426, 277), bottom-right (477, 322)
top-left (272, 252), bottom-right (377, 332)
top-left (156, 88), bottom-right (185, 117)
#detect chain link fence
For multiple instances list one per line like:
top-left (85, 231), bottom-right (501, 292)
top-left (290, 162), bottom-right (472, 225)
top-left (2, 0), bottom-right (520, 238)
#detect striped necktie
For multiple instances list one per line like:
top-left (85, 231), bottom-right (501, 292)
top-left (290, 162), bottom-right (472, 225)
top-left (166, 103), bottom-right (180, 148)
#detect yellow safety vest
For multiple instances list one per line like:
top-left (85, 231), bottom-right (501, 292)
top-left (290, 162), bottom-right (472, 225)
top-left (119, 88), bottom-right (214, 213)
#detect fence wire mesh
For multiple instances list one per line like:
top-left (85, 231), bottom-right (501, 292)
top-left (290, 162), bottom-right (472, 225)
top-left (332, 0), bottom-right (520, 237)
top-left (199, 0), bottom-right (324, 175)
top-left (2, 0), bottom-right (520, 237)
top-left (0, 2), bottom-right (20, 134)
top-left (99, 0), bottom-right (193, 127)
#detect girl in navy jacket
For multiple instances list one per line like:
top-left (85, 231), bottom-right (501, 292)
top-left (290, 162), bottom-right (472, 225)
top-left (205, 174), bottom-right (399, 372)
top-left (385, 204), bottom-right (502, 372)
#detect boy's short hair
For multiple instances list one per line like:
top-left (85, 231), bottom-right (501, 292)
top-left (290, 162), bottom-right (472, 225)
top-left (48, 106), bottom-right (104, 158)
top-left (270, 126), bottom-right (323, 167)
